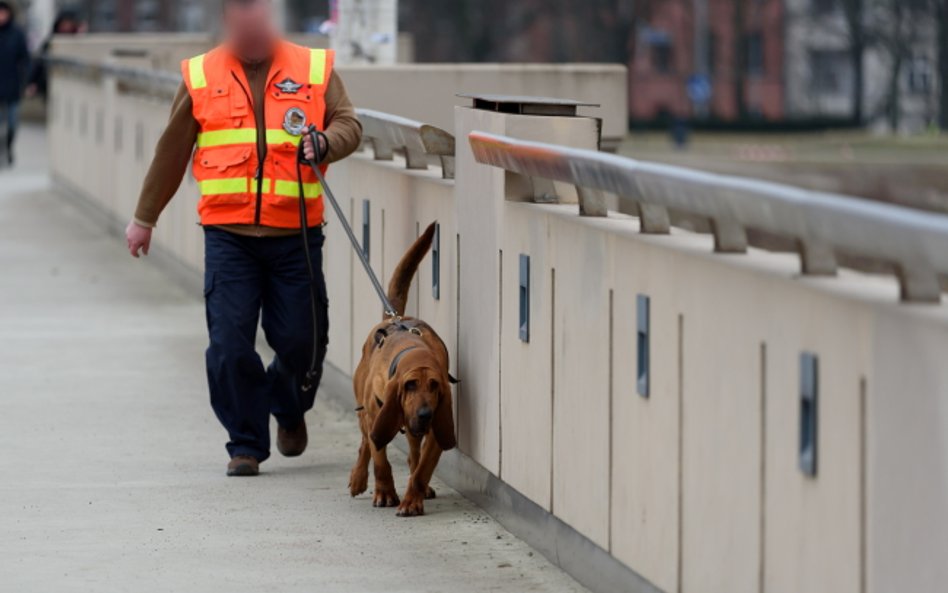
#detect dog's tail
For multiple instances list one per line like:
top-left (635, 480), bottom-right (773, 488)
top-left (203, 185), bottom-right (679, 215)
top-left (386, 222), bottom-right (437, 318)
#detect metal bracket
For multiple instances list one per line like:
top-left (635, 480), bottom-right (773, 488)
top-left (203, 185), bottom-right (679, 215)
top-left (577, 186), bottom-right (608, 217)
top-left (711, 218), bottom-right (748, 253)
top-left (798, 240), bottom-right (838, 276)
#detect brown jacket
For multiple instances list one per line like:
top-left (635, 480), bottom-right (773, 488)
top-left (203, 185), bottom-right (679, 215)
top-left (133, 60), bottom-right (362, 237)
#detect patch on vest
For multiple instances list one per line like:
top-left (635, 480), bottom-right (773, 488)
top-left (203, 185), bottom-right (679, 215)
top-left (283, 107), bottom-right (307, 136)
top-left (274, 78), bottom-right (303, 94)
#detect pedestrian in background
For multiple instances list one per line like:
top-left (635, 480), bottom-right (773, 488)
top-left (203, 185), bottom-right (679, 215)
top-left (0, 0), bottom-right (30, 166)
top-left (27, 9), bottom-right (86, 101)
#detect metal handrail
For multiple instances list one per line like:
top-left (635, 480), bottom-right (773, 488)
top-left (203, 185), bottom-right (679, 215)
top-left (469, 131), bottom-right (948, 303)
top-left (356, 108), bottom-right (456, 180)
top-left (50, 57), bottom-right (459, 181)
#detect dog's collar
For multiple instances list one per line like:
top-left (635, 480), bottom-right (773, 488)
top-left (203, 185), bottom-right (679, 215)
top-left (389, 346), bottom-right (419, 379)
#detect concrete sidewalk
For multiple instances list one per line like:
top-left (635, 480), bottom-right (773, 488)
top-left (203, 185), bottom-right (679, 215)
top-left (0, 126), bottom-right (587, 593)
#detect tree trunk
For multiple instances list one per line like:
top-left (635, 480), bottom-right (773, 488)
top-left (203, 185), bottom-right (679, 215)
top-left (939, 0), bottom-right (948, 130)
top-left (843, 0), bottom-right (865, 123)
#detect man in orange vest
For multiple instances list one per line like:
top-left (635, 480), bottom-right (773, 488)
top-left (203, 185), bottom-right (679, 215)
top-left (125, 0), bottom-right (363, 476)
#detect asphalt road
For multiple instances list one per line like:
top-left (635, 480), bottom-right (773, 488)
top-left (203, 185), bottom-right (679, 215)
top-left (0, 125), bottom-right (588, 593)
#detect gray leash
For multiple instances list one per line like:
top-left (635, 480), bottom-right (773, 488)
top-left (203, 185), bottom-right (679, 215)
top-left (302, 126), bottom-right (398, 319)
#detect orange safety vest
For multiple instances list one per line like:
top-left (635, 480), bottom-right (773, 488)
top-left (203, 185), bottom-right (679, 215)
top-left (181, 41), bottom-right (334, 228)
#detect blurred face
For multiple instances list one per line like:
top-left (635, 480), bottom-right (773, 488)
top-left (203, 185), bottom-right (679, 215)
top-left (0, 8), bottom-right (11, 26)
top-left (56, 19), bottom-right (79, 34)
top-left (222, 0), bottom-right (277, 63)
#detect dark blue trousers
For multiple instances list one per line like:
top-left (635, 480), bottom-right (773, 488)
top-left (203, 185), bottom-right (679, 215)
top-left (203, 227), bottom-right (329, 462)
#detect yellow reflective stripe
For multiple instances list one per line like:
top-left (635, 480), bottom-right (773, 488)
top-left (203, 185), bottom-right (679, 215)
top-left (199, 178), bottom-right (250, 195)
top-left (196, 129), bottom-right (257, 148)
top-left (261, 178), bottom-right (274, 193)
top-left (188, 54), bottom-right (207, 90)
top-left (309, 49), bottom-right (327, 85)
top-left (274, 179), bottom-right (322, 198)
top-left (265, 129), bottom-right (302, 145)
top-left (197, 129), bottom-right (304, 147)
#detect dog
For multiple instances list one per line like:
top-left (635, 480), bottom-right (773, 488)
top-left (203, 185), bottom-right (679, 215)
top-left (348, 222), bottom-right (457, 517)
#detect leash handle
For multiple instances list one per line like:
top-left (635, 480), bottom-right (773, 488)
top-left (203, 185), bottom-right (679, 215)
top-left (303, 126), bottom-right (399, 318)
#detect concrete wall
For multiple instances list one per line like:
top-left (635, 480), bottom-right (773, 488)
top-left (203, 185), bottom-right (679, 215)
top-left (49, 59), bottom-right (948, 593)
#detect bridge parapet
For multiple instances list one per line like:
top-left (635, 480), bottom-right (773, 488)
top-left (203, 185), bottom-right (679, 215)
top-left (48, 54), bottom-right (948, 593)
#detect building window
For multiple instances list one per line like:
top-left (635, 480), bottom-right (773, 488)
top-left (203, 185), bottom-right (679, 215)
top-left (652, 42), bottom-right (673, 74)
top-left (810, 50), bottom-right (852, 96)
top-left (746, 33), bottom-right (764, 77)
top-left (907, 55), bottom-right (932, 94)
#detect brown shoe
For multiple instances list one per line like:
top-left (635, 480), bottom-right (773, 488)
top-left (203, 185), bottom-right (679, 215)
top-left (277, 421), bottom-right (308, 457)
top-left (227, 456), bottom-right (259, 477)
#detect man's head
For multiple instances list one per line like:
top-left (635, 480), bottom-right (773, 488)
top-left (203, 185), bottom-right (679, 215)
top-left (222, 0), bottom-right (278, 63)
top-left (0, 2), bottom-right (14, 27)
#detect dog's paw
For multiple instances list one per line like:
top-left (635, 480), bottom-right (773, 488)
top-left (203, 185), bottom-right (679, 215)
top-left (425, 486), bottom-right (437, 500)
top-left (396, 492), bottom-right (426, 517)
top-left (349, 468), bottom-right (368, 497)
top-left (372, 487), bottom-right (400, 508)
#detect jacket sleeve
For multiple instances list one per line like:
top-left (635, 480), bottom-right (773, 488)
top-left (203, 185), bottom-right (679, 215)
top-left (132, 83), bottom-right (200, 227)
top-left (322, 70), bottom-right (363, 164)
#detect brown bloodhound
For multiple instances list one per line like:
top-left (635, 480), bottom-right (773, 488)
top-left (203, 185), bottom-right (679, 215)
top-left (349, 223), bottom-right (457, 517)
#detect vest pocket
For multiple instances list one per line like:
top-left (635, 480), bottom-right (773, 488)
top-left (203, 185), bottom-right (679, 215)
top-left (199, 146), bottom-right (253, 172)
top-left (197, 147), bottom-right (254, 205)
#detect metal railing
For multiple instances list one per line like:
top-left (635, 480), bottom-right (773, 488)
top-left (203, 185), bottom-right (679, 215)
top-left (469, 131), bottom-right (948, 303)
top-left (49, 56), bottom-right (180, 96)
top-left (52, 57), bottom-right (458, 180)
top-left (356, 108), bottom-right (456, 180)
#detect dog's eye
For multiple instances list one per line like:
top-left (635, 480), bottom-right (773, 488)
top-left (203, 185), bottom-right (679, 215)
top-left (429, 379), bottom-right (440, 393)
top-left (404, 380), bottom-right (418, 392)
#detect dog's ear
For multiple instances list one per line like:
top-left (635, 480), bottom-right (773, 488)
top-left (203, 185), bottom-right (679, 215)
top-left (370, 380), bottom-right (403, 450)
top-left (432, 375), bottom-right (457, 451)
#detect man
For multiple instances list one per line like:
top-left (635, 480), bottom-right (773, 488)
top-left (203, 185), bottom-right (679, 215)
top-left (126, 0), bottom-right (362, 477)
top-left (0, 1), bottom-right (30, 165)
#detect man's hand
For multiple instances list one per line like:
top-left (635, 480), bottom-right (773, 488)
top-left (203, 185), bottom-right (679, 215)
top-left (125, 220), bottom-right (153, 258)
top-left (302, 132), bottom-right (327, 163)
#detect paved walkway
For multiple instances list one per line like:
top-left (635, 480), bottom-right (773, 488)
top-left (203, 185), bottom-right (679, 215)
top-left (0, 126), bottom-right (587, 593)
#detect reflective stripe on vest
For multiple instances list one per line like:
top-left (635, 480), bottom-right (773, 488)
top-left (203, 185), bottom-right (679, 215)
top-left (196, 129), bottom-right (303, 148)
top-left (198, 178), bottom-right (321, 199)
top-left (310, 49), bottom-right (327, 85)
top-left (274, 179), bottom-right (322, 198)
top-left (199, 177), bottom-right (250, 195)
top-left (188, 54), bottom-right (207, 89)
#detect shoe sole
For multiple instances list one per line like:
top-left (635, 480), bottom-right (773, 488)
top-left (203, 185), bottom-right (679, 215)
top-left (226, 465), bottom-right (259, 477)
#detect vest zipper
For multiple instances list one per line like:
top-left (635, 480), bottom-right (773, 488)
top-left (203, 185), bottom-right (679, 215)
top-left (230, 70), bottom-right (265, 226)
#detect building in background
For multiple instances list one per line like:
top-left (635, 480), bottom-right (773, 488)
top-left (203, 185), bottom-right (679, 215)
top-left (628, 0), bottom-right (786, 124)
top-left (17, 0), bottom-right (945, 130)
top-left (785, 0), bottom-right (941, 133)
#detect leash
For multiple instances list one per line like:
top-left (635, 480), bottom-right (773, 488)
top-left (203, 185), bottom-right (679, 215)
top-left (295, 126), bottom-right (398, 392)
top-left (300, 125), bottom-right (398, 318)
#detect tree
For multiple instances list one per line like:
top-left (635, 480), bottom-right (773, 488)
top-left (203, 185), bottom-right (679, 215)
top-left (840, 0), bottom-right (866, 123)
top-left (868, 0), bottom-right (931, 131)
top-left (936, 0), bottom-right (948, 129)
